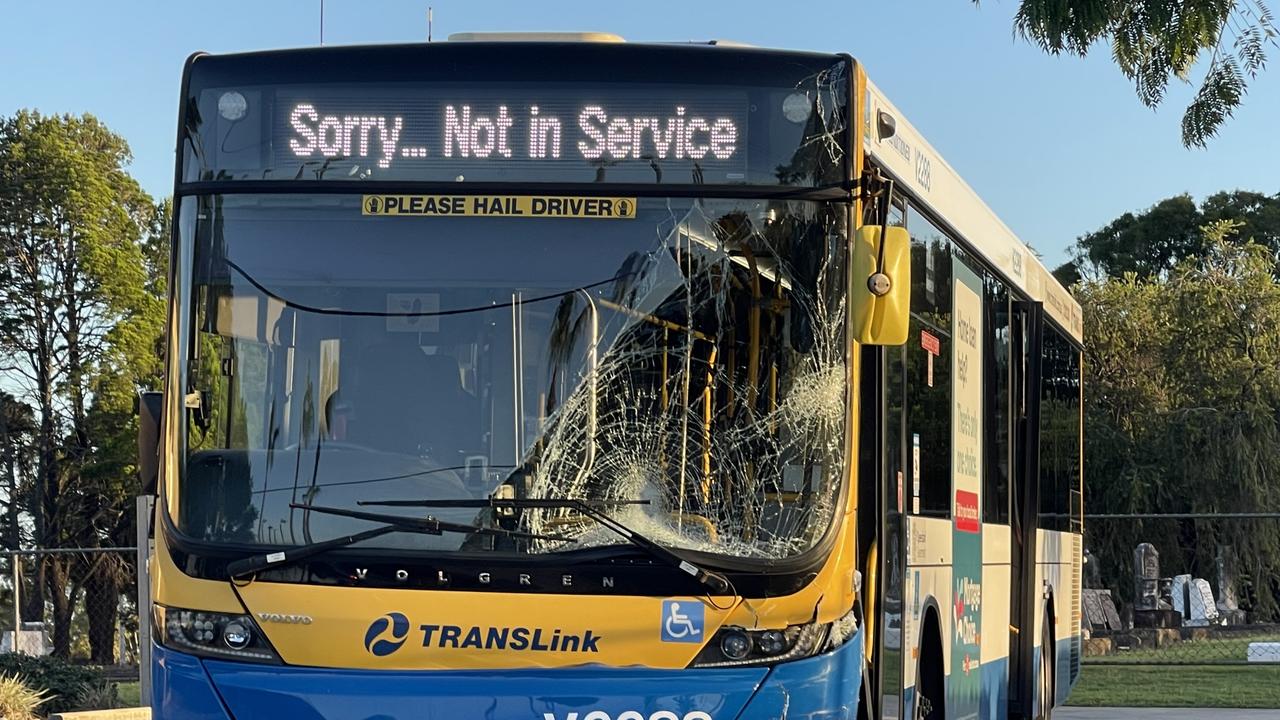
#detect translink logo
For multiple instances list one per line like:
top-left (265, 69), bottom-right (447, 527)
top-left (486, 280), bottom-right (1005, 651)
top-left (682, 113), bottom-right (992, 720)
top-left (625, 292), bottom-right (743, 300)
top-left (362, 612), bottom-right (602, 655)
top-left (363, 612), bottom-right (410, 657)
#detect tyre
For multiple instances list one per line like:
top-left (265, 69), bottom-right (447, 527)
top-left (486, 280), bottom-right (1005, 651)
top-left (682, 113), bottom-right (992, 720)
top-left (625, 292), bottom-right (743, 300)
top-left (912, 618), bottom-right (944, 720)
top-left (1038, 615), bottom-right (1055, 720)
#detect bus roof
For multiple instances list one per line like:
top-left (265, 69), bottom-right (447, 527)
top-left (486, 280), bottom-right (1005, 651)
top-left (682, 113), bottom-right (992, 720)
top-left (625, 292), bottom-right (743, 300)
top-left (186, 42), bottom-right (846, 78)
top-left (863, 80), bottom-right (1082, 342)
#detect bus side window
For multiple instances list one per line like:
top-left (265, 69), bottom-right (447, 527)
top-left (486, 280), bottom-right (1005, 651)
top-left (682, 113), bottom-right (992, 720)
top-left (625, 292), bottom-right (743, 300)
top-left (905, 204), bottom-right (952, 518)
top-left (1038, 326), bottom-right (1081, 531)
top-left (983, 274), bottom-right (1011, 524)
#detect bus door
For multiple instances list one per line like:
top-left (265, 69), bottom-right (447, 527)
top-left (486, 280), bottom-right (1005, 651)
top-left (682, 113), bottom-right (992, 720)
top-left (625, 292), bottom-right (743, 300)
top-left (1008, 301), bottom-right (1043, 719)
top-left (887, 338), bottom-right (908, 720)
top-left (857, 194), bottom-right (907, 720)
top-left (858, 337), bottom-right (906, 720)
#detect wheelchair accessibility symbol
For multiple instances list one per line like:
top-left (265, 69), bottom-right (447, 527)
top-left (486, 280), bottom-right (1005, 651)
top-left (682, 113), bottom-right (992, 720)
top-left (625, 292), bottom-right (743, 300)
top-left (660, 599), bottom-right (704, 643)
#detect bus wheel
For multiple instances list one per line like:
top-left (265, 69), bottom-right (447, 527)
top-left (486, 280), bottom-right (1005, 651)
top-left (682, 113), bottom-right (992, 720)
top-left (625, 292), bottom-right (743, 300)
top-left (1038, 616), bottom-right (1055, 720)
top-left (913, 622), bottom-right (944, 720)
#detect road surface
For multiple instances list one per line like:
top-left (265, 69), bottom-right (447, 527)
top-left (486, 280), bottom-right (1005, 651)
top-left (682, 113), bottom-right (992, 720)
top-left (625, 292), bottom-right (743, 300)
top-left (1060, 709), bottom-right (1278, 719)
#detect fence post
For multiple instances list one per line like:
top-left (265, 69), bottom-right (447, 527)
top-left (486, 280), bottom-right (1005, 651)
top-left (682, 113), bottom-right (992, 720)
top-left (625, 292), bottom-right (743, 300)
top-left (10, 551), bottom-right (17, 653)
top-left (136, 496), bottom-right (154, 707)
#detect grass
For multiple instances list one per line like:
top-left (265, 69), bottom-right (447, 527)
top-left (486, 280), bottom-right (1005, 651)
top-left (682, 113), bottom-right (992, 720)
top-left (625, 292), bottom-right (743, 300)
top-left (1086, 633), bottom-right (1280, 664)
top-left (1068, 664), bottom-right (1280, 708)
top-left (115, 681), bottom-right (140, 708)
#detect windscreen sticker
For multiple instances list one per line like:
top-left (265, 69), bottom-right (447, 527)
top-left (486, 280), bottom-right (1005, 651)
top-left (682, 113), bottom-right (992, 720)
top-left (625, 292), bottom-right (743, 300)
top-left (362, 194), bottom-right (636, 219)
top-left (660, 599), bottom-right (705, 643)
top-left (921, 330), bottom-right (940, 388)
top-left (385, 293), bottom-right (440, 332)
top-left (912, 433), bottom-right (921, 514)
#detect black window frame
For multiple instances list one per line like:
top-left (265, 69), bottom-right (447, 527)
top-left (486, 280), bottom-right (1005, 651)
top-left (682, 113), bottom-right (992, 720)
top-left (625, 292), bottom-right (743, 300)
top-left (983, 273), bottom-right (1012, 525)
top-left (1036, 320), bottom-right (1082, 532)
top-left (904, 202), bottom-right (953, 520)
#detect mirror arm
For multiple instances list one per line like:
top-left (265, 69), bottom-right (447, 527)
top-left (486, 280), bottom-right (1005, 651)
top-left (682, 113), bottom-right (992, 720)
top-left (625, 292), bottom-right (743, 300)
top-left (866, 171), bottom-right (896, 297)
top-left (876, 177), bottom-right (895, 274)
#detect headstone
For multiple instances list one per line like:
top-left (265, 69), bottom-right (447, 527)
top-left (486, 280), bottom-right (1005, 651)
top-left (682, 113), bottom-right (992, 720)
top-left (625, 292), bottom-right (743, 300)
top-left (1169, 574), bottom-right (1189, 621)
top-left (1170, 574), bottom-right (1221, 627)
top-left (1216, 546), bottom-right (1247, 624)
top-left (1134, 543), bottom-right (1161, 611)
top-left (1083, 548), bottom-right (1102, 588)
top-left (1193, 578), bottom-right (1220, 625)
top-left (1082, 589), bottom-right (1106, 633)
top-left (1133, 545), bottom-right (1179, 628)
top-left (0, 622), bottom-right (50, 655)
top-left (1247, 642), bottom-right (1280, 663)
top-left (1082, 588), bottom-right (1124, 634)
top-left (1216, 546), bottom-right (1238, 609)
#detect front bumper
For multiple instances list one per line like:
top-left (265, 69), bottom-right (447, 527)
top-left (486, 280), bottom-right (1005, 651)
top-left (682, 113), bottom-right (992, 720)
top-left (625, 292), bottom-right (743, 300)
top-left (152, 628), bottom-right (863, 720)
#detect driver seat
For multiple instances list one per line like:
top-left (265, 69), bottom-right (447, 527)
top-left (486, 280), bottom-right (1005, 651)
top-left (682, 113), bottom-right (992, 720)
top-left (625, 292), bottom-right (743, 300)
top-left (348, 344), bottom-right (477, 460)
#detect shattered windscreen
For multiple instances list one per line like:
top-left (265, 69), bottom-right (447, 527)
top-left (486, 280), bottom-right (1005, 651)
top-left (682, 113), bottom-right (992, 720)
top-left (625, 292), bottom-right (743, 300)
top-left (180, 193), bottom-right (848, 562)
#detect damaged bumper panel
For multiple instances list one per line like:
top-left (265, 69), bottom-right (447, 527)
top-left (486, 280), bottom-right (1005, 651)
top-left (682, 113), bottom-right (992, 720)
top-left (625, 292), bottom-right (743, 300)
top-left (150, 628), bottom-right (863, 720)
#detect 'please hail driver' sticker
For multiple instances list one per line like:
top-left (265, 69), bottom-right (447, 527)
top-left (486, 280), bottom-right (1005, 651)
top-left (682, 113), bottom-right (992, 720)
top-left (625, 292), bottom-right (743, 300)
top-left (362, 195), bottom-right (635, 219)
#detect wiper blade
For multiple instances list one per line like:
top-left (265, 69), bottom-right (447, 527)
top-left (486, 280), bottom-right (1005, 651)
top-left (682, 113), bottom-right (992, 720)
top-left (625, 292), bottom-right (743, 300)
top-left (359, 496), bottom-right (730, 594)
top-left (357, 497), bottom-right (650, 510)
top-left (224, 504), bottom-right (573, 579)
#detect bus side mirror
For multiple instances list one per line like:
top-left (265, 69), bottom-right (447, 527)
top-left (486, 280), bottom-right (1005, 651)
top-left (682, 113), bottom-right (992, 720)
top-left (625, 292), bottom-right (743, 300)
top-left (852, 225), bottom-right (910, 345)
top-left (136, 391), bottom-right (163, 495)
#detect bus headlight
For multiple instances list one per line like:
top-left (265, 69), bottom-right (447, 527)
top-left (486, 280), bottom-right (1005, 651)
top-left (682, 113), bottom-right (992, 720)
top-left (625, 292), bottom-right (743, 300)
top-left (690, 606), bottom-right (859, 668)
top-left (691, 622), bottom-right (826, 668)
top-left (154, 605), bottom-right (282, 664)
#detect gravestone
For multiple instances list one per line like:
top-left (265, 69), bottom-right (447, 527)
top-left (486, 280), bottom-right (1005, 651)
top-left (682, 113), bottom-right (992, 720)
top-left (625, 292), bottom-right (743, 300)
top-left (1134, 543), bottom-right (1161, 611)
top-left (1133, 543), bottom-right (1180, 627)
top-left (1216, 546), bottom-right (1247, 625)
top-left (0, 622), bottom-right (50, 655)
top-left (1082, 588), bottom-right (1124, 635)
top-left (1170, 574), bottom-right (1221, 627)
top-left (1083, 548), bottom-right (1102, 588)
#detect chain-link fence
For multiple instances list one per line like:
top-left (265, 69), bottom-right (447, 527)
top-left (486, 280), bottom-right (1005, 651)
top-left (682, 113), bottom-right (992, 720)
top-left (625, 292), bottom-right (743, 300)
top-left (1, 547), bottom-right (142, 682)
top-left (6, 515), bottom-right (1275, 675)
top-left (1081, 513), bottom-right (1280, 665)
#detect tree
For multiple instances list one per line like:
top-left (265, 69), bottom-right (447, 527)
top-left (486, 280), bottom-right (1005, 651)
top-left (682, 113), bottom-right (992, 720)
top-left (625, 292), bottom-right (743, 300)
top-left (0, 392), bottom-right (36, 550)
top-left (985, 1), bottom-right (1279, 147)
top-left (78, 199), bottom-right (167, 662)
top-left (0, 110), bottom-right (155, 657)
top-left (1075, 194), bottom-right (1203, 279)
top-left (1202, 190), bottom-right (1280, 248)
top-left (1061, 189), bottom-right (1280, 279)
top-left (1080, 222), bottom-right (1280, 619)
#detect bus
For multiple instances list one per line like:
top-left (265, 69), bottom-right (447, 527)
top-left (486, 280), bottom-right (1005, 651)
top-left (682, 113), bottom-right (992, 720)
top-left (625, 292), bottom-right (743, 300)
top-left (138, 34), bottom-right (1083, 720)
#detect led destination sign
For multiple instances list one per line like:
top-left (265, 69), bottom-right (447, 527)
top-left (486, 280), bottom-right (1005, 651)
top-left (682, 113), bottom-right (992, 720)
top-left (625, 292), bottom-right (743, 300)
top-left (263, 88), bottom-right (750, 181)
top-left (288, 104), bottom-right (740, 168)
top-left (185, 49), bottom-right (853, 187)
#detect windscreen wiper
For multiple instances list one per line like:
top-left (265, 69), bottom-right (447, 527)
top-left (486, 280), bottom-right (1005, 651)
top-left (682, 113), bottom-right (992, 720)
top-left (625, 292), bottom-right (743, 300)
top-left (358, 496), bottom-right (731, 593)
top-left (224, 504), bottom-right (573, 579)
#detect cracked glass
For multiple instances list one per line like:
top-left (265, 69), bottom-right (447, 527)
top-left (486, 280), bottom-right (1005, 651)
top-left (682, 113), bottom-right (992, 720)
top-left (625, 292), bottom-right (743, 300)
top-left (181, 193), bottom-right (849, 563)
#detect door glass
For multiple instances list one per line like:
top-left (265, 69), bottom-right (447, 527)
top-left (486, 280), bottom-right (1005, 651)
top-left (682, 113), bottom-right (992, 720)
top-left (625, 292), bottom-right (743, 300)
top-left (983, 275), bottom-right (1011, 524)
top-left (882, 341), bottom-right (905, 719)
top-left (905, 206), bottom-right (952, 518)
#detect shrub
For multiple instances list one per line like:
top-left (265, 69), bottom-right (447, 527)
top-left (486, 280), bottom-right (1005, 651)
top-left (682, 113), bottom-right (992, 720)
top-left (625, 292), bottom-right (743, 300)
top-left (71, 680), bottom-right (120, 711)
top-left (0, 653), bottom-right (112, 714)
top-left (0, 674), bottom-right (48, 720)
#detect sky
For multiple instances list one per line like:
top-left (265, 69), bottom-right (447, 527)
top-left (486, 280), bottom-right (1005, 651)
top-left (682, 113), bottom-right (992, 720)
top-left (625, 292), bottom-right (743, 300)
top-left (2, 0), bottom-right (1278, 268)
